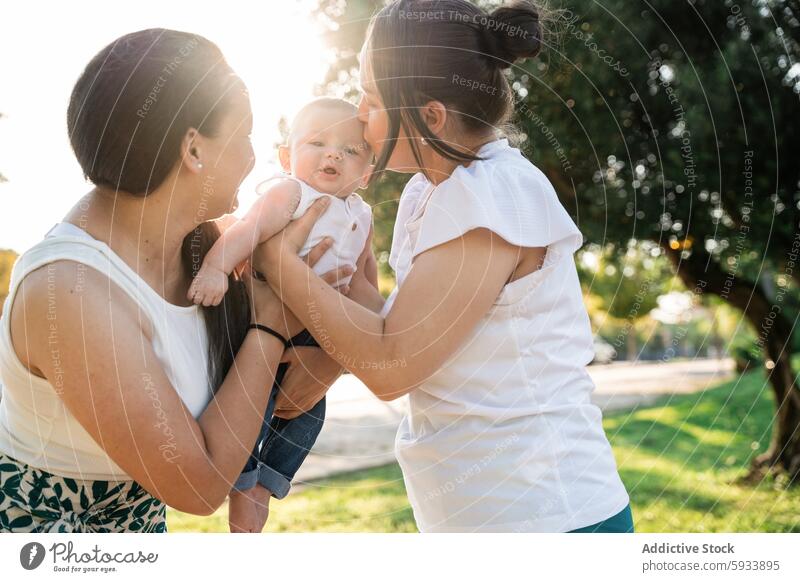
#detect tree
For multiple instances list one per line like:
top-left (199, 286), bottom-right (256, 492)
top-left (515, 0), bottom-right (800, 479)
top-left (579, 241), bottom-right (672, 360)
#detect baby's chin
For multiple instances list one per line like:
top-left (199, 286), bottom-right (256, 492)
top-left (305, 174), bottom-right (359, 198)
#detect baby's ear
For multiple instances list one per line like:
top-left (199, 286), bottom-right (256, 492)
top-left (359, 164), bottom-right (375, 189)
top-left (278, 145), bottom-right (291, 172)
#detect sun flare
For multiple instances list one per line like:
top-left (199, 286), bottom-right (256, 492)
top-left (0, 0), bottom-right (332, 251)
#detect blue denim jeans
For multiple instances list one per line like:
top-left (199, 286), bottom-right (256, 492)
top-left (233, 330), bottom-right (325, 499)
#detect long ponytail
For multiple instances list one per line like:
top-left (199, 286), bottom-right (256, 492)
top-left (181, 221), bottom-right (251, 392)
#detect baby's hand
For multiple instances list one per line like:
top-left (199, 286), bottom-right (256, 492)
top-left (188, 265), bottom-right (229, 306)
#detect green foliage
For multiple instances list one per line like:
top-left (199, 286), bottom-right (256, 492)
top-left (730, 336), bottom-right (764, 373)
top-left (517, 0), bottom-right (799, 284)
top-left (0, 249), bottom-right (19, 316)
top-left (318, 0), bottom-right (412, 269)
top-left (578, 240), bottom-right (673, 321)
top-left (318, 1), bottom-right (800, 300)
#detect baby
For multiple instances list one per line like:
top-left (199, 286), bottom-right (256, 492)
top-left (188, 97), bottom-right (373, 306)
top-left (198, 98), bottom-right (373, 509)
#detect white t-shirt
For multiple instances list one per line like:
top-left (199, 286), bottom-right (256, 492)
top-left (0, 223), bottom-right (211, 480)
top-left (281, 176), bottom-right (372, 285)
top-left (384, 138), bottom-right (630, 532)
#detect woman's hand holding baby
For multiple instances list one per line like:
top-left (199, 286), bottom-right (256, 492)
top-left (258, 197), bottom-right (330, 271)
top-left (240, 267), bottom-right (303, 339)
top-left (259, 196), bottom-right (356, 287)
top-left (243, 200), bottom-right (353, 343)
top-left (274, 346), bottom-right (343, 419)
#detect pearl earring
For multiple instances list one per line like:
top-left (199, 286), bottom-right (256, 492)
top-left (420, 137), bottom-right (428, 146)
top-left (197, 163), bottom-right (204, 169)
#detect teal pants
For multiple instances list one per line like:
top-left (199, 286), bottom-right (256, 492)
top-left (568, 504), bottom-right (634, 533)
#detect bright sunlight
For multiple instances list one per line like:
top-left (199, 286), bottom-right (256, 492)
top-left (0, 0), bottom-right (330, 253)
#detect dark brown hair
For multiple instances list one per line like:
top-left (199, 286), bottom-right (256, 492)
top-left (67, 29), bottom-right (250, 391)
top-left (182, 223), bottom-right (250, 391)
top-left (366, 0), bottom-right (543, 179)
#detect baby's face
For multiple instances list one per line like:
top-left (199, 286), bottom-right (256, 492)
top-left (284, 108), bottom-right (372, 197)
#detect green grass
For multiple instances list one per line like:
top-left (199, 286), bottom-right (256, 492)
top-left (609, 369), bottom-right (800, 532)
top-left (168, 369), bottom-right (800, 532)
top-left (168, 464), bottom-right (415, 532)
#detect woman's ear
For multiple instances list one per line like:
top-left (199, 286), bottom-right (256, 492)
top-left (278, 145), bottom-right (292, 172)
top-left (420, 100), bottom-right (448, 138)
top-left (181, 128), bottom-right (204, 174)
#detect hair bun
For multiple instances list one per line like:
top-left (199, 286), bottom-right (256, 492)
top-left (481, 0), bottom-right (542, 68)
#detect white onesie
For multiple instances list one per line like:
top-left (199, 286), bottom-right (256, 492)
top-left (275, 175), bottom-right (372, 285)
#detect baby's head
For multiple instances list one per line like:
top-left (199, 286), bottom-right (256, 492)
top-left (279, 98), bottom-right (372, 198)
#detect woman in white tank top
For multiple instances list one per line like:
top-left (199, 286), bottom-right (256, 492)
top-left (0, 30), bottom-right (351, 532)
top-left (254, 0), bottom-right (633, 532)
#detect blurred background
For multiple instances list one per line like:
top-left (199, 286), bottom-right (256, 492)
top-left (2, 0), bottom-right (800, 531)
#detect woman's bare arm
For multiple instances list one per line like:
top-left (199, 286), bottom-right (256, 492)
top-left (260, 224), bottom-right (529, 400)
top-left (12, 261), bottom-right (284, 516)
top-left (345, 223), bottom-right (384, 313)
top-left (260, 233), bottom-right (381, 419)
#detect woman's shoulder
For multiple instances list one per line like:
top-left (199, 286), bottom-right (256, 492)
top-left (415, 138), bottom-right (583, 256)
top-left (9, 231), bottom-right (157, 333)
top-left (449, 138), bottom-right (553, 200)
top-left (15, 227), bottom-right (130, 278)
top-left (11, 228), bottom-right (107, 286)
top-left (12, 257), bottom-right (155, 344)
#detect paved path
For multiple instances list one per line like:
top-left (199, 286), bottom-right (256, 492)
top-left (293, 358), bottom-right (736, 484)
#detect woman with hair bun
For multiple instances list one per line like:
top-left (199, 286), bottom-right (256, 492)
top-left (258, 0), bottom-right (634, 533)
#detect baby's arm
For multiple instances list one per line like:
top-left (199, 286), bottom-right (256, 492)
top-left (188, 179), bottom-right (301, 306)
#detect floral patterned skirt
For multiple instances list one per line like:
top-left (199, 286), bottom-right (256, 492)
top-left (0, 453), bottom-right (166, 532)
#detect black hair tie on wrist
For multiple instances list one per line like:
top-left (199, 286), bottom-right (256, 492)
top-left (247, 324), bottom-right (289, 349)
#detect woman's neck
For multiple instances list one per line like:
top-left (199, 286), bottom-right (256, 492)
top-left (65, 185), bottom-right (196, 306)
top-left (424, 131), bottom-right (499, 185)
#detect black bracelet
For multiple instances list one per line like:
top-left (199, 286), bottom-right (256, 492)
top-left (247, 324), bottom-right (289, 348)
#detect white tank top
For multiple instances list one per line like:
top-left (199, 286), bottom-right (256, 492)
top-left (0, 223), bottom-right (211, 480)
top-left (385, 139), bottom-right (630, 532)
